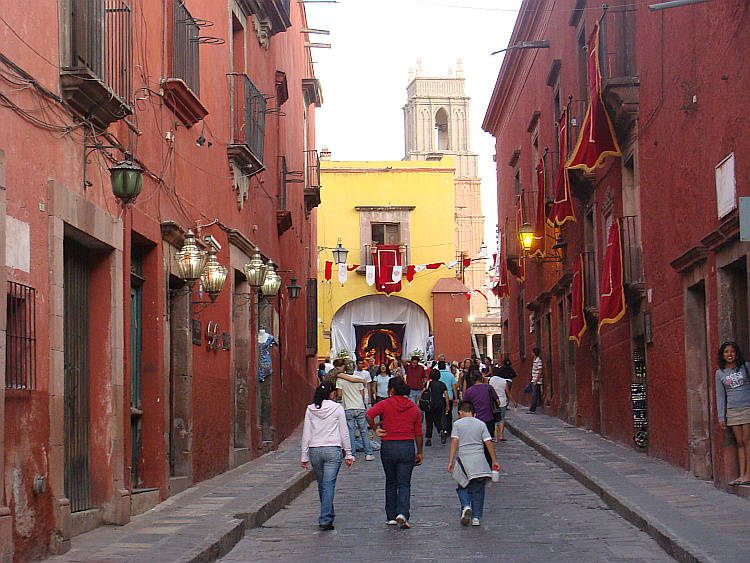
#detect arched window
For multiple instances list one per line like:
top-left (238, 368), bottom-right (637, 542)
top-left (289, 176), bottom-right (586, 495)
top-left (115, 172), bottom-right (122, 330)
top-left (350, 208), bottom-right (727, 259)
top-left (434, 107), bottom-right (449, 151)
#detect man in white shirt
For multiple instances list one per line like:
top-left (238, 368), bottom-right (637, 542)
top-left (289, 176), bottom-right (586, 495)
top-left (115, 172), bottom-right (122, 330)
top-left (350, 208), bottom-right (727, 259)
top-left (529, 348), bottom-right (543, 413)
top-left (336, 362), bottom-right (375, 461)
top-left (354, 358), bottom-right (374, 406)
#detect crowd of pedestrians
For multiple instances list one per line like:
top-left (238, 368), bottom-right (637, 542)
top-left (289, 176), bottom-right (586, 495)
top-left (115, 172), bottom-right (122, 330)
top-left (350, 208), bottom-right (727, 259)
top-left (303, 349), bottom-right (540, 531)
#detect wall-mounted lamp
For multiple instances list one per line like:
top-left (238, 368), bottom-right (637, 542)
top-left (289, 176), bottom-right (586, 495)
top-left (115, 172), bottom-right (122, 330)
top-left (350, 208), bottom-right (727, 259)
top-left (243, 251), bottom-right (268, 288)
top-left (519, 223), bottom-right (534, 253)
top-left (261, 261), bottom-right (282, 297)
top-left (287, 276), bottom-right (302, 300)
top-left (109, 160), bottom-right (144, 206)
top-left (491, 40), bottom-right (550, 56)
top-left (477, 241), bottom-right (489, 260)
top-left (201, 246), bottom-right (228, 302)
top-left (175, 230), bottom-right (207, 288)
top-left (174, 230), bottom-right (227, 313)
top-left (196, 134), bottom-right (206, 146)
top-left (331, 238), bottom-right (348, 264)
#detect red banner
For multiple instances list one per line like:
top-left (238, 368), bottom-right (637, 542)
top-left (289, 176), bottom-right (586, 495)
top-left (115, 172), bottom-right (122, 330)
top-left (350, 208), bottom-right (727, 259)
top-left (493, 228), bottom-right (510, 298)
top-left (569, 254), bottom-right (587, 345)
top-left (324, 261), bottom-right (333, 281)
top-left (515, 197), bottom-right (525, 282)
top-left (406, 265), bottom-right (415, 283)
top-left (599, 219), bottom-right (626, 330)
top-left (548, 109), bottom-right (576, 227)
top-left (530, 159), bottom-right (546, 258)
top-left (375, 245), bottom-right (402, 294)
top-left (567, 21), bottom-right (621, 173)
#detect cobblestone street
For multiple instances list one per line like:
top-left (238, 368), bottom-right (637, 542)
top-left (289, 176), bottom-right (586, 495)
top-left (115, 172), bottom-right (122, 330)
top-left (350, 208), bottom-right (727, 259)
top-left (221, 424), bottom-right (672, 562)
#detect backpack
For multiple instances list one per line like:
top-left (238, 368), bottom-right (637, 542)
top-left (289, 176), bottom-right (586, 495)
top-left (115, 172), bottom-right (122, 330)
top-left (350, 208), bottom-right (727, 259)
top-left (418, 382), bottom-right (432, 411)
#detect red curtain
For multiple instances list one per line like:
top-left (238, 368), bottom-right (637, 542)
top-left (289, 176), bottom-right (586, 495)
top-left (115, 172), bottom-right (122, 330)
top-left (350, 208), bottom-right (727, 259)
top-left (515, 197), bottom-right (525, 282)
top-left (599, 219), bottom-right (626, 330)
top-left (375, 245), bottom-right (402, 294)
top-left (569, 254), bottom-right (587, 345)
top-left (547, 109), bottom-right (576, 227)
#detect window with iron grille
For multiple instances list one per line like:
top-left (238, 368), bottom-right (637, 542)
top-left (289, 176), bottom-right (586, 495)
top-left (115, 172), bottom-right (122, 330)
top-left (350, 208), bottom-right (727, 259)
top-left (172, 0), bottom-right (200, 96)
top-left (5, 282), bottom-right (37, 390)
top-left (306, 278), bottom-right (317, 353)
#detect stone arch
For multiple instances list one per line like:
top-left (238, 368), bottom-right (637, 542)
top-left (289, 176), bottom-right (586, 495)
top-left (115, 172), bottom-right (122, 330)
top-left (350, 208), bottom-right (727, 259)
top-left (434, 107), bottom-right (449, 150)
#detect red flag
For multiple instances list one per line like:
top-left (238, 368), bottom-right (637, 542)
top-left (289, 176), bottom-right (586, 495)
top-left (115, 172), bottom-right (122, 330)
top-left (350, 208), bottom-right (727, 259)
top-left (375, 245), bottom-right (402, 294)
top-left (515, 197), bottom-right (526, 282)
top-left (493, 228), bottom-right (510, 298)
top-left (530, 160), bottom-right (546, 258)
top-left (599, 219), bottom-right (626, 330)
top-left (347, 264), bottom-right (359, 271)
top-left (324, 261), bottom-right (333, 281)
top-left (406, 265), bottom-right (415, 283)
top-left (548, 109), bottom-right (576, 227)
top-left (569, 254), bottom-right (587, 345)
top-left (567, 21), bottom-right (621, 172)
top-left (426, 262), bottom-right (441, 270)
top-left (462, 257), bottom-right (472, 269)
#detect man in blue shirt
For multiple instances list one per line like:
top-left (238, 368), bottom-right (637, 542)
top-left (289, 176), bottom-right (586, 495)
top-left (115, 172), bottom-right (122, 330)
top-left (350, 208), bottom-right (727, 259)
top-left (437, 358), bottom-right (458, 442)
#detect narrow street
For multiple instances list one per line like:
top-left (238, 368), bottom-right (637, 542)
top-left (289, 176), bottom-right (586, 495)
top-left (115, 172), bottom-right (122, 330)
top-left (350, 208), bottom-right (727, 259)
top-left (221, 427), bottom-right (672, 562)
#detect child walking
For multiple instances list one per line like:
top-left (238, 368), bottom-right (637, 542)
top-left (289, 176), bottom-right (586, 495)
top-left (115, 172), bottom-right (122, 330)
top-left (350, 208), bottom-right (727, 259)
top-left (447, 400), bottom-right (500, 526)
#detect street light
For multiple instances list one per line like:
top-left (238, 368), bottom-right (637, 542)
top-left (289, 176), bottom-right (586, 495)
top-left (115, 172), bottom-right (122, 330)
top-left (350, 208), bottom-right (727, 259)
top-left (109, 160), bottom-right (143, 205)
top-left (491, 40), bottom-right (550, 56)
top-left (519, 223), bottom-right (534, 253)
top-left (261, 261), bottom-right (282, 297)
top-left (175, 230), bottom-right (207, 288)
top-left (287, 276), bottom-right (302, 300)
top-left (477, 241), bottom-right (489, 260)
top-left (243, 252), bottom-right (268, 289)
top-left (201, 246), bottom-right (228, 302)
top-left (331, 238), bottom-right (349, 264)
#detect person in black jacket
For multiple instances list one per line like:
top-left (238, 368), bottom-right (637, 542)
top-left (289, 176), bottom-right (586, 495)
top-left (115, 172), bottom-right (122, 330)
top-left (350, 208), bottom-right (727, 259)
top-left (423, 368), bottom-right (450, 446)
top-left (497, 358), bottom-right (517, 391)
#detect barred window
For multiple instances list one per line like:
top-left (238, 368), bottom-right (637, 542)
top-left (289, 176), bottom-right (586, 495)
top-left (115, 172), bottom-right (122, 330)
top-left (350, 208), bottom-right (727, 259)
top-left (5, 282), bottom-right (37, 390)
top-left (172, 0), bottom-right (200, 96)
top-left (306, 278), bottom-right (317, 353)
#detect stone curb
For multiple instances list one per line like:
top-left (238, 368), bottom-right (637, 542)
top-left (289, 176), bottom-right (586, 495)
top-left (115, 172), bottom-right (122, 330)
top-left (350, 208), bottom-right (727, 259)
top-left (506, 420), bottom-right (718, 563)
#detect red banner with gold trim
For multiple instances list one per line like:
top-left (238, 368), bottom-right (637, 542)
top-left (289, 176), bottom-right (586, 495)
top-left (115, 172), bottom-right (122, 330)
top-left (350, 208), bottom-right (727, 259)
top-left (567, 21), bottom-right (621, 172)
top-left (548, 109), bottom-right (576, 227)
top-left (599, 219), bottom-right (626, 330)
top-left (569, 254), bottom-right (587, 345)
top-left (530, 159), bottom-right (546, 258)
top-left (375, 245), bottom-right (402, 294)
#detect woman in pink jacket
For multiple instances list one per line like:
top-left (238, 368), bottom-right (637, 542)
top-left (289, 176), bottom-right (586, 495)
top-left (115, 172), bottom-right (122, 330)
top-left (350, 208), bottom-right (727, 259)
top-left (301, 381), bottom-right (354, 530)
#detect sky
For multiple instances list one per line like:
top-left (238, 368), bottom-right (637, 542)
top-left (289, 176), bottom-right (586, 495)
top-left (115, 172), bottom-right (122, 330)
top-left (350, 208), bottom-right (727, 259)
top-left (304, 0), bottom-right (523, 256)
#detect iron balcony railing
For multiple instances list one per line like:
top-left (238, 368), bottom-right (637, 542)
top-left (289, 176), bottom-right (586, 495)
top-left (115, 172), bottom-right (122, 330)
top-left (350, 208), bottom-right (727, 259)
top-left (69, 0), bottom-right (132, 102)
top-left (306, 149), bottom-right (320, 190)
top-left (363, 244), bottom-right (408, 268)
top-left (172, 0), bottom-right (200, 96)
top-left (582, 251), bottom-right (599, 310)
top-left (620, 215), bottom-right (644, 286)
top-left (231, 73), bottom-right (266, 164)
top-left (5, 282), bottom-right (37, 390)
top-left (599, 7), bottom-right (638, 81)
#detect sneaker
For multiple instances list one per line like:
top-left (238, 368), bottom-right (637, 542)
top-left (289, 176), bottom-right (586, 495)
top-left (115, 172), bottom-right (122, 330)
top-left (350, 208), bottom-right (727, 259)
top-left (319, 523), bottom-right (335, 531)
top-left (396, 514), bottom-right (410, 529)
top-left (372, 442), bottom-right (381, 451)
top-left (471, 518), bottom-right (480, 526)
top-left (460, 506), bottom-right (472, 526)
top-left (425, 438), bottom-right (432, 446)
top-left (365, 454), bottom-right (375, 461)
top-left (440, 430), bottom-right (447, 444)
top-left (386, 519), bottom-right (398, 526)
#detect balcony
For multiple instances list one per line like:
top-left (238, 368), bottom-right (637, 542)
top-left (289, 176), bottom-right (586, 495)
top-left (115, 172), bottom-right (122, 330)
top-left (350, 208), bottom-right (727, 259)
top-left (564, 97), bottom-right (596, 200)
top-left (304, 150), bottom-right (321, 214)
top-left (238, 0), bottom-right (291, 47)
top-left (620, 215), bottom-right (645, 301)
top-left (228, 73), bottom-right (266, 176)
top-left (60, 0), bottom-right (133, 130)
top-left (599, 7), bottom-right (639, 134)
top-left (357, 244), bottom-right (408, 274)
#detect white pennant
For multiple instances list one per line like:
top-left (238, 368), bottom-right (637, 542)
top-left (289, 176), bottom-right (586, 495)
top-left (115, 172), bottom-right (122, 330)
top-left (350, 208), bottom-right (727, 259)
top-left (365, 265), bottom-right (376, 286)
top-left (392, 265), bottom-right (402, 283)
top-left (414, 264), bottom-right (426, 273)
top-left (447, 260), bottom-right (458, 269)
top-left (338, 263), bottom-right (348, 284)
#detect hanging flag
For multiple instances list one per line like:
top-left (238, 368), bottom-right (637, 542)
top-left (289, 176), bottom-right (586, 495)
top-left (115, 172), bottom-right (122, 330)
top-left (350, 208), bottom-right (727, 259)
top-left (392, 265), bottom-right (403, 283)
top-left (548, 109), bottom-right (576, 227)
top-left (493, 227), bottom-right (510, 298)
top-left (567, 21), bottom-right (621, 173)
top-left (569, 254), bottom-right (587, 345)
top-left (414, 264), bottom-right (427, 273)
top-left (375, 245), bottom-right (402, 294)
top-left (347, 264), bottom-right (359, 271)
top-left (426, 262), bottom-right (441, 270)
top-left (447, 260), bottom-right (459, 270)
top-left (324, 261), bottom-right (333, 282)
top-left (406, 265), bottom-right (415, 283)
top-left (599, 219), bottom-right (626, 331)
top-left (462, 257), bottom-right (472, 269)
top-left (515, 197), bottom-right (526, 282)
top-left (530, 159), bottom-right (546, 258)
top-left (338, 262), bottom-right (348, 284)
top-left (365, 265), bottom-right (376, 286)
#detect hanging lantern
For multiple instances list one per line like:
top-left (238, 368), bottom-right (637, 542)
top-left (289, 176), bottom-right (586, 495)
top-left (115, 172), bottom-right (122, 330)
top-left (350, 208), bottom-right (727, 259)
top-left (519, 223), bottom-right (534, 253)
top-left (287, 276), bottom-right (302, 300)
top-left (175, 230), bottom-right (206, 288)
top-left (201, 247), bottom-right (228, 302)
top-left (331, 240), bottom-right (349, 265)
top-left (109, 160), bottom-right (143, 205)
top-left (243, 252), bottom-right (267, 289)
top-left (261, 260), bottom-right (282, 296)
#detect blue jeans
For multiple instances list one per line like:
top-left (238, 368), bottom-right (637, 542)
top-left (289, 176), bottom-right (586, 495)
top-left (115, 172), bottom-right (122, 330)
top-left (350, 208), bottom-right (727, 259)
top-left (457, 478), bottom-right (486, 519)
top-left (380, 440), bottom-right (415, 520)
top-left (345, 409), bottom-right (373, 456)
top-left (530, 383), bottom-right (542, 412)
top-left (308, 446), bottom-right (343, 526)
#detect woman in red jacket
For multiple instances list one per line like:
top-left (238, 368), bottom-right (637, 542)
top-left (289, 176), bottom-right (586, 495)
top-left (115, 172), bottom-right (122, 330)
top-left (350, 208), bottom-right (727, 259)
top-left (366, 377), bottom-right (423, 529)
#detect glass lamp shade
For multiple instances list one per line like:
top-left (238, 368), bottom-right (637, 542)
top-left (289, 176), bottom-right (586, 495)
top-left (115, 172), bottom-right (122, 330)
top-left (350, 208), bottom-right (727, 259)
top-left (243, 252), bottom-right (267, 289)
top-left (331, 242), bottom-right (349, 264)
top-left (109, 161), bottom-right (143, 205)
top-left (287, 276), bottom-right (302, 300)
top-left (175, 230), bottom-right (207, 288)
top-left (201, 248), bottom-right (228, 302)
top-left (261, 261), bottom-right (282, 296)
top-left (519, 223), bottom-right (534, 252)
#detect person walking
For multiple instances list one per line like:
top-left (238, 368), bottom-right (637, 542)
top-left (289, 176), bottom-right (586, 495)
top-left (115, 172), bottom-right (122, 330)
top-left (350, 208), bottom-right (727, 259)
top-left (447, 400), bottom-right (500, 527)
top-left (716, 341), bottom-right (750, 485)
top-left (489, 366), bottom-right (517, 441)
top-left (529, 348), bottom-right (543, 413)
top-left (404, 356), bottom-right (428, 406)
top-left (462, 370), bottom-right (500, 467)
top-left (336, 362), bottom-right (375, 461)
top-left (373, 363), bottom-right (392, 404)
top-left (438, 360), bottom-right (458, 438)
top-left (366, 377), bottom-right (423, 529)
top-left (497, 357), bottom-right (517, 391)
top-left (422, 368), bottom-right (450, 446)
top-left (301, 381), bottom-right (354, 531)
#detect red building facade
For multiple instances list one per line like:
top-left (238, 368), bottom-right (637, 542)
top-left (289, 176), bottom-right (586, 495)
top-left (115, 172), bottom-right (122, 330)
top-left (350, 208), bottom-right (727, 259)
top-left (1, 1), bottom-right (321, 559)
top-left (484, 0), bottom-right (750, 491)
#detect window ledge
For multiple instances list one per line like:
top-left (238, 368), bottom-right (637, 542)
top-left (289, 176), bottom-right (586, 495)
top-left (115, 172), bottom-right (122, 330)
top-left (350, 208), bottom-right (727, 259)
top-left (161, 78), bottom-right (207, 127)
top-left (276, 209), bottom-right (292, 235)
top-left (61, 67), bottom-right (132, 130)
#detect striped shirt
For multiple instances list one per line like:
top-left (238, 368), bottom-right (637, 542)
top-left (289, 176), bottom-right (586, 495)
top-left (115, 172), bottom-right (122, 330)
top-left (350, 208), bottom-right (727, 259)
top-left (531, 357), bottom-right (543, 385)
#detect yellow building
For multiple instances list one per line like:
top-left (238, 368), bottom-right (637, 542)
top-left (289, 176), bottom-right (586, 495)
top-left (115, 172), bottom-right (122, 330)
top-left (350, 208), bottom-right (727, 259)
top-left (317, 156), bottom-right (466, 364)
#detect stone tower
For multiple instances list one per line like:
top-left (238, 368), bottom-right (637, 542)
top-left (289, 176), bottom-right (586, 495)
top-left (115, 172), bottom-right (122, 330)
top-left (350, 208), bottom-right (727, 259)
top-left (403, 59), bottom-right (487, 318)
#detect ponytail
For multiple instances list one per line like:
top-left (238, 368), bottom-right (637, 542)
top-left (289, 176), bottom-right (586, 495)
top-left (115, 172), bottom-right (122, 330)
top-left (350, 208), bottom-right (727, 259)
top-left (313, 380), bottom-right (335, 408)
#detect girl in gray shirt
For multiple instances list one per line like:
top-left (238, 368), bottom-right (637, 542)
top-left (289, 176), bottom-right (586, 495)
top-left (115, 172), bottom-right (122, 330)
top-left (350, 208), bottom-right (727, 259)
top-left (715, 341), bottom-right (750, 485)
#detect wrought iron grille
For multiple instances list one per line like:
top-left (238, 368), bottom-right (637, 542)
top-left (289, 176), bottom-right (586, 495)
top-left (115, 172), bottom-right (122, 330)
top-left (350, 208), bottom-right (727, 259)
top-left (599, 8), bottom-right (637, 81)
top-left (306, 149), bottom-right (320, 190)
top-left (172, 0), bottom-right (200, 96)
top-left (69, 0), bottom-right (133, 102)
top-left (5, 282), bottom-right (37, 390)
top-left (306, 278), bottom-right (317, 352)
top-left (231, 73), bottom-right (266, 163)
top-left (620, 215), bottom-right (644, 285)
top-left (566, 97), bottom-right (588, 158)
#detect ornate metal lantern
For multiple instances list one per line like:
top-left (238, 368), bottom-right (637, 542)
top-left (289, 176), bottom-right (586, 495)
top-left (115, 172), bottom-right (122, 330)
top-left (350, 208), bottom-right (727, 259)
top-left (175, 230), bottom-right (207, 288)
top-left (261, 260), bottom-right (282, 296)
top-left (201, 246), bottom-right (228, 302)
top-left (243, 252), bottom-right (267, 289)
top-left (109, 160), bottom-right (143, 205)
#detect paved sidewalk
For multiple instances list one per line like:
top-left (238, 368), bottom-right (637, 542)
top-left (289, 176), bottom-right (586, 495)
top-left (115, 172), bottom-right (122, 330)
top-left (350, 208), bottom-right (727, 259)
top-left (507, 408), bottom-right (750, 563)
top-left (48, 427), bottom-right (313, 563)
